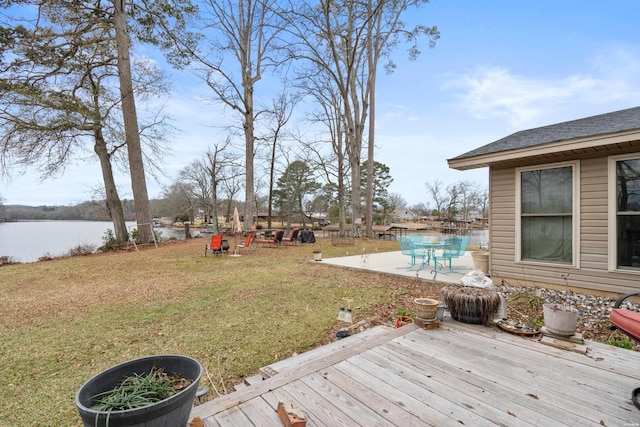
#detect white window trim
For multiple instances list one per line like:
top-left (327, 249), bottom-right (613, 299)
top-left (608, 153), bottom-right (640, 273)
top-left (515, 161), bottom-right (580, 267)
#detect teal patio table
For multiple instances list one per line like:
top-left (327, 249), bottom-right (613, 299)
top-left (414, 241), bottom-right (449, 270)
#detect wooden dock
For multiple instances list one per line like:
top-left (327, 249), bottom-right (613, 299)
top-left (190, 322), bottom-right (640, 426)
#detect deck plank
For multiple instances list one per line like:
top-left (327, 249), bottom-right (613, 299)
top-left (392, 328), bottom-right (636, 424)
top-left (432, 327), bottom-right (635, 392)
top-left (321, 365), bottom-right (430, 427)
top-left (417, 327), bottom-right (640, 408)
top-left (191, 324), bottom-right (418, 420)
top-left (332, 359), bottom-right (457, 426)
top-left (299, 372), bottom-right (395, 426)
top-left (191, 323), bottom-right (640, 426)
top-left (259, 325), bottom-right (395, 378)
top-left (348, 353), bottom-right (528, 427)
top-left (372, 343), bottom-right (567, 427)
top-left (212, 406), bottom-right (252, 426)
top-left (445, 321), bottom-right (640, 377)
top-left (362, 345), bottom-right (542, 426)
top-left (235, 396), bottom-right (281, 425)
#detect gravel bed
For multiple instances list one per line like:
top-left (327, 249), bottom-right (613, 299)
top-left (495, 285), bottom-right (640, 329)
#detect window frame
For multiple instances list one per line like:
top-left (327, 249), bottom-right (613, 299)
top-left (608, 153), bottom-right (640, 273)
top-left (515, 161), bottom-right (579, 267)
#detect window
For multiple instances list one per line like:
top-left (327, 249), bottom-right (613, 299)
top-left (517, 164), bottom-right (576, 264)
top-left (613, 156), bottom-right (640, 270)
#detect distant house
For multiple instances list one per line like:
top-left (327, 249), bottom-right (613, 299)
top-left (393, 208), bottom-right (415, 222)
top-left (448, 106), bottom-right (640, 295)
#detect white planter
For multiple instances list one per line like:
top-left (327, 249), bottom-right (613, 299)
top-left (543, 303), bottom-right (579, 336)
top-left (471, 251), bottom-right (489, 275)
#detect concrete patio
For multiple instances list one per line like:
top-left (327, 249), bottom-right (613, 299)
top-left (319, 249), bottom-right (478, 285)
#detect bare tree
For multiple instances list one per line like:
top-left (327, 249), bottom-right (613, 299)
top-left (182, 0), bottom-right (284, 233)
top-left (298, 70), bottom-right (351, 236)
top-left (178, 140), bottom-right (243, 233)
top-left (426, 180), bottom-right (448, 218)
top-left (260, 91), bottom-right (299, 229)
top-left (282, 0), bottom-right (437, 237)
top-left (456, 180), bottom-right (480, 222)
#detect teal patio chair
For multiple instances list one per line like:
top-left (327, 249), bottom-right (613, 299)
top-left (433, 236), bottom-right (470, 273)
top-left (398, 237), bottom-right (428, 270)
top-left (408, 234), bottom-right (424, 243)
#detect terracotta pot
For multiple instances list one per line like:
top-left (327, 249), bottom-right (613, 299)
top-left (414, 298), bottom-right (438, 320)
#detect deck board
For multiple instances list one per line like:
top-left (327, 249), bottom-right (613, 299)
top-left (373, 343), bottom-right (566, 427)
top-left (191, 322), bottom-right (640, 426)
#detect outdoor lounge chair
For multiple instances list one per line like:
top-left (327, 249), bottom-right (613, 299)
top-left (282, 228), bottom-right (300, 245)
top-left (234, 232), bottom-right (254, 254)
top-left (255, 229), bottom-right (284, 246)
top-left (609, 291), bottom-right (640, 410)
top-left (432, 236), bottom-right (470, 273)
top-left (205, 233), bottom-right (224, 258)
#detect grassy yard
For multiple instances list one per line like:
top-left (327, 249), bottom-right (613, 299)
top-left (0, 236), bottom-right (439, 425)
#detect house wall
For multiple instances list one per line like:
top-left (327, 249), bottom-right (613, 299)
top-left (489, 157), bottom-right (639, 295)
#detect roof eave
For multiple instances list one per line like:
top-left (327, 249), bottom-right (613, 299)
top-left (448, 129), bottom-right (640, 171)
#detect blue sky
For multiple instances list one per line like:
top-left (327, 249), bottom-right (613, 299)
top-left (2, 0), bottom-right (640, 207)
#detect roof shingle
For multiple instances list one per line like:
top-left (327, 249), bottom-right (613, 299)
top-left (451, 106), bottom-right (640, 161)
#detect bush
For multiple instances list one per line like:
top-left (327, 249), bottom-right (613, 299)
top-left (67, 243), bottom-right (96, 257)
top-left (174, 213), bottom-right (189, 223)
top-left (101, 229), bottom-right (121, 251)
top-left (0, 255), bottom-right (18, 266)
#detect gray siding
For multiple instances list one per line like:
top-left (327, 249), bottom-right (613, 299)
top-left (489, 158), bottom-right (640, 295)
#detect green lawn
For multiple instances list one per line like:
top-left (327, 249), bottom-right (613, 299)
top-left (1, 236), bottom-right (432, 425)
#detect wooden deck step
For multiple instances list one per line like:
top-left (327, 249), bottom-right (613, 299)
top-left (244, 374), bottom-right (263, 386)
top-left (259, 325), bottom-right (395, 379)
top-left (232, 382), bottom-right (247, 392)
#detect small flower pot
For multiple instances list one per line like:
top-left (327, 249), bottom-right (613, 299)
top-left (396, 315), bottom-right (413, 328)
top-left (414, 298), bottom-right (438, 320)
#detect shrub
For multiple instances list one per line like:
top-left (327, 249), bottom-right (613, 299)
top-left (101, 229), bottom-right (120, 251)
top-left (67, 243), bottom-right (96, 257)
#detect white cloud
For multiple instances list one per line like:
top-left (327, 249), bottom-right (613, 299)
top-left (444, 45), bottom-right (640, 128)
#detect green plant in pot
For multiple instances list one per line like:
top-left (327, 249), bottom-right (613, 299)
top-left (396, 308), bottom-right (413, 328)
top-left (75, 354), bottom-right (202, 427)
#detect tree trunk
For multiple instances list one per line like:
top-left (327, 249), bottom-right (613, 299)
top-left (112, 0), bottom-right (153, 244)
top-left (365, 12), bottom-right (375, 237)
top-left (243, 79), bottom-right (255, 233)
top-left (94, 132), bottom-right (128, 244)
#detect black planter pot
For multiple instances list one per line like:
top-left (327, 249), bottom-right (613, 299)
top-left (75, 354), bottom-right (202, 427)
top-left (451, 307), bottom-right (483, 324)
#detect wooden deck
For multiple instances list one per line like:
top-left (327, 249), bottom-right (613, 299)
top-left (190, 322), bottom-right (640, 426)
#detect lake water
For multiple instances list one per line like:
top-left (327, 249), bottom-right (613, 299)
top-left (0, 221), bottom-right (187, 263)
